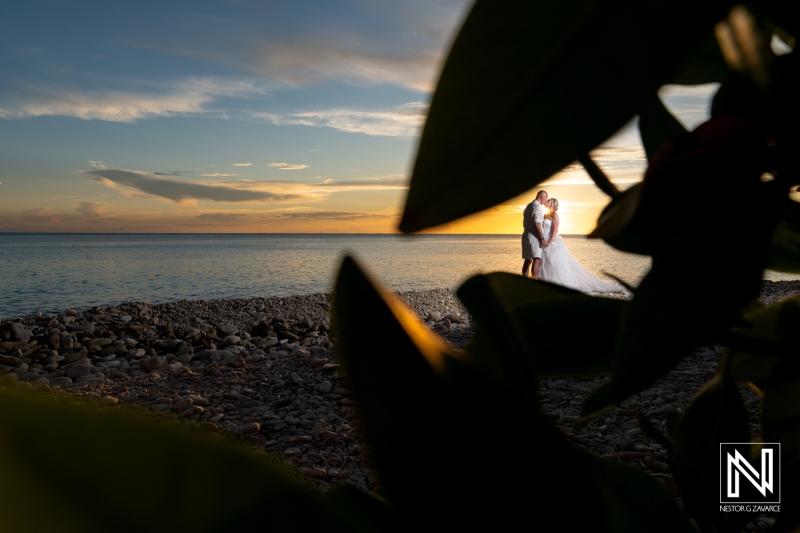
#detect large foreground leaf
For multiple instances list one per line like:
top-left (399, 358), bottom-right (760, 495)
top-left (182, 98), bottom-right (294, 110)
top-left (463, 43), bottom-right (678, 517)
top-left (0, 388), bottom-right (378, 533)
top-left (333, 256), bottom-right (596, 528)
top-left (400, 0), bottom-right (735, 232)
top-left (670, 362), bottom-right (751, 532)
top-left (583, 115), bottom-right (792, 418)
top-left (457, 272), bottom-right (625, 379)
top-left (332, 255), bottom-right (689, 531)
top-left (587, 453), bottom-right (696, 533)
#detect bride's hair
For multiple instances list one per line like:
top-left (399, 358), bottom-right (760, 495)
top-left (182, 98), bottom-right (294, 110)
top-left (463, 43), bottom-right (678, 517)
top-left (549, 198), bottom-right (559, 212)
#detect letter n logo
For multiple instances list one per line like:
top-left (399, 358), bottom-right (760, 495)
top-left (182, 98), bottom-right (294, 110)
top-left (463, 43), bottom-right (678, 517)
top-left (720, 443), bottom-right (780, 504)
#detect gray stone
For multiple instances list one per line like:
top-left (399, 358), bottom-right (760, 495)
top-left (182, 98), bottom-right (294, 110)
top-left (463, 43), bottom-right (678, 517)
top-left (49, 376), bottom-right (73, 387)
top-left (139, 356), bottom-right (167, 371)
top-left (66, 365), bottom-right (93, 380)
top-left (8, 323), bottom-right (31, 342)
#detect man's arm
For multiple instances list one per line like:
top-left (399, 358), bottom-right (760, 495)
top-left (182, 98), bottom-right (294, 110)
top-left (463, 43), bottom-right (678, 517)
top-left (533, 203), bottom-right (545, 240)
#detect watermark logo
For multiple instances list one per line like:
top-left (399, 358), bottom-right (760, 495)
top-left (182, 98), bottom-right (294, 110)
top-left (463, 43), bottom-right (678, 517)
top-left (720, 443), bottom-right (780, 505)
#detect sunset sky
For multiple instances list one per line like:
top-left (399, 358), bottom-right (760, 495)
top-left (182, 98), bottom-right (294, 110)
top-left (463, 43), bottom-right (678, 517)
top-left (0, 1), bottom-right (762, 234)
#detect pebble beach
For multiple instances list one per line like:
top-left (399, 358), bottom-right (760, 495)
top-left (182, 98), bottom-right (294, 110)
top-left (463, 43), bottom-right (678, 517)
top-left (1, 280), bottom-right (799, 526)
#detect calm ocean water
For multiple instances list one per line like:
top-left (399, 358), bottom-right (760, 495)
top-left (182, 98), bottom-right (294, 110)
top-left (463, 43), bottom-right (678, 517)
top-left (1, 233), bottom-right (797, 319)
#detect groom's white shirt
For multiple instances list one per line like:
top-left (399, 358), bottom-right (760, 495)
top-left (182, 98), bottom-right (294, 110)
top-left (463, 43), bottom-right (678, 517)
top-left (523, 199), bottom-right (544, 233)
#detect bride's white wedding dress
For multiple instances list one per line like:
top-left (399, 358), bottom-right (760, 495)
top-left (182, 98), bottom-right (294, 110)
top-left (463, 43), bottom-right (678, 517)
top-left (539, 218), bottom-right (625, 294)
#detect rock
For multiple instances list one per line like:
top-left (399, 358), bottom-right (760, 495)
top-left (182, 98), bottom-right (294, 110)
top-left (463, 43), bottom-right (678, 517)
top-left (221, 355), bottom-right (246, 368)
top-left (66, 364), bottom-right (93, 380)
top-left (8, 323), bottom-right (31, 342)
top-left (49, 376), bottom-right (74, 387)
top-left (0, 354), bottom-right (23, 366)
top-left (221, 335), bottom-right (241, 347)
top-left (139, 356), bottom-right (167, 371)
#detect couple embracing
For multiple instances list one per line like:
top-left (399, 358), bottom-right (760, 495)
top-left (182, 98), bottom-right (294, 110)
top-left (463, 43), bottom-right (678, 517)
top-left (521, 190), bottom-right (624, 295)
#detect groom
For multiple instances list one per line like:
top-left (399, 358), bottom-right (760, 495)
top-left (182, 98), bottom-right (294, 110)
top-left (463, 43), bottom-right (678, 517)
top-left (521, 190), bottom-right (548, 280)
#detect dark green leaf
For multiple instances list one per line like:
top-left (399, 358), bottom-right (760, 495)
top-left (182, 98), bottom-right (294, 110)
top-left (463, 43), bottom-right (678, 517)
top-left (747, 1), bottom-right (798, 48)
top-left (0, 388), bottom-right (372, 533)
top-left (586, 453), bottom-right (696, 533)
top-left (635, 410), bottom-right (673, 453)
top-left (670, 361), bottom-right (751, 530)
top-left (401, 0), bottom-right (736, 232)
top-left (588, 183), bottom-right (654, 255)
top-left (638, 95), bottom-right (689, 160)
top-left (584, 116), bottom-right (794, 418)
top-left (332, 255), bottom-right (608, 529)
top-left (579, 154), bottom-right (621, 198)
top-left (323, 486), bottom-right (398, 532)
top-left (669, 32), bottom-right (732, 85)
top-left (781, 199), bottom-right (800, 232)
top-left (456, 272), bottom-right (625, 378)
top-left (766, 221), bottom-right (800, 274)
top-left (728, 294), bottom-right (800, 385)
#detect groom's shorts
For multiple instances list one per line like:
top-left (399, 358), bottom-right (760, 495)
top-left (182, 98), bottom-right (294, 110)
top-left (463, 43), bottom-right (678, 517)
top-left (522, 231), bottom-right (542, 259)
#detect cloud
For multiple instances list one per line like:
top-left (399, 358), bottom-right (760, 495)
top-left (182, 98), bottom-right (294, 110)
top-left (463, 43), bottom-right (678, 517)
top-left (154, 170), bottom-right (193, 176)
top-left (267, 162), bottom-right (309, 170)
top-left (87, 169), bottom-right (306, 203)
top-left (255, 102), bottom-right (427, 137)
top-left (89, 160), bottom-right (107, 170)
top-left (220, 175), bottom-right (408, 196)
top-left (559, 146), bottom-right (647, 174)
top-left (198, 212), bottom-right (248, 221)
top-left (0, 201), bottom-right (122, 231)
top-left (76, 202), bottom-right (108, 216)
top-left (87, 167), bottom-right (408, 205)
top-left (233, 163), bottom-right (252, 167)
top-left (320, 177), bottom-right (408, 188)
top-left (1, 77), bottom-right (268, 122)
top-left (201, 173), bottom-right (238, 177)
top-left (272, 211), bottom-right (394, 220)
top-left (130, 1), bottom-right (471, 92)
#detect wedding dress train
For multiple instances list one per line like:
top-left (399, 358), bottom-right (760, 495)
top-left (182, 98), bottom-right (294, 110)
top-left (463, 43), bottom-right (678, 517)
top-left (539, 218), bottom-right (625, 294)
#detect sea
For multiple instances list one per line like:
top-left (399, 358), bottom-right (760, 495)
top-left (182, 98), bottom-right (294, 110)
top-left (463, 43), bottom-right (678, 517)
top-left (2, 233), bottom-right (798, 320)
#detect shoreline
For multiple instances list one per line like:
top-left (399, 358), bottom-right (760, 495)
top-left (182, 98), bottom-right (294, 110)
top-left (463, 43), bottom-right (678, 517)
top-left (1, 281), bottom-right (798, 509)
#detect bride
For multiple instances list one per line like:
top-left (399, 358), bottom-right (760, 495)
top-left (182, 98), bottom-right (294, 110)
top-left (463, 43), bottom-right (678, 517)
top-left (540, 198), bottom-right (626, 295)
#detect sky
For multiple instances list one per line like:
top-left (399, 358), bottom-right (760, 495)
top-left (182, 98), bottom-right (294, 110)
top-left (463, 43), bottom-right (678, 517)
top-left (0, 1), bottom-right (777, 235)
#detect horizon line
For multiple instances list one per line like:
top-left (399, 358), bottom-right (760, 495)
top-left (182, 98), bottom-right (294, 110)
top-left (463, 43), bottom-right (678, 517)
top-left (0, 231), bottom-right (593, 236)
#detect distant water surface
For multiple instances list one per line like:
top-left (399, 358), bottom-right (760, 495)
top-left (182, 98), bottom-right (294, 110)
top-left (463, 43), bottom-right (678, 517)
top-left (1, 233), bottom-right (797, 319)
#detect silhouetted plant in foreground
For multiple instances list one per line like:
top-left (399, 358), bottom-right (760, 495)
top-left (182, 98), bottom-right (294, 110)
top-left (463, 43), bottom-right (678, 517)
top-left (2, 1), bottom-right (799, 531)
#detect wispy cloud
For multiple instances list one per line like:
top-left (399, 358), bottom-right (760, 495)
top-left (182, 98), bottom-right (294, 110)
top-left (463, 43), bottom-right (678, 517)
top-left (1, 77), bottom-right (267, 122)
top-left (87, 169), bottom-right (306, 203)
top-left (271, 211), bottom-right (394, 221)
top-left (0, 202), bottom-right (123, 231)
top-left (131, 1), bottom-right (470, 93)
top-left (87, 168), bottom-right (407, 204)
top-left (76, 202), bottom-right (108, 216)
top-left (198, 212), bottom-right (248, 221)
top-left (255, 102), bottom-right (427, 137)
top-left (319, 177), bottom-right (409, 188)
top-left (201, 173), bottom-right (238, 177)
top-left (233, 163), bottom-right (252, 167)
top-left (560, 146), bottom-right (647, 173)
top-left (154, 170), bottom-right (193, 176)
top-left (267, 162), bottom-right (309, 170)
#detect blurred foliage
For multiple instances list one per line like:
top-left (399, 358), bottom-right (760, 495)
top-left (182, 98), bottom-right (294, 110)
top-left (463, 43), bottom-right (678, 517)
top-left (349, 0), bottom-right (799, 531)
top-left (2, 1), bottom-right (799, 531)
